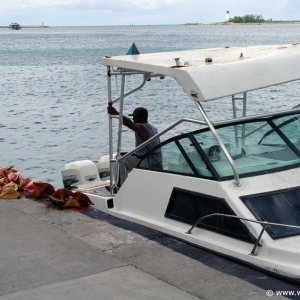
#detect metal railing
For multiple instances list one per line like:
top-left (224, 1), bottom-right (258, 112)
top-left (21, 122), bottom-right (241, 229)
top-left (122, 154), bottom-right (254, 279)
top-left (115, 117), bottom-right (207, 162)
top-left (195, 101), bottom-right (241, 186)
top-left (106, 67), bottom-right (300, 194)
top-left (186, 213), bottom-right (300, 256)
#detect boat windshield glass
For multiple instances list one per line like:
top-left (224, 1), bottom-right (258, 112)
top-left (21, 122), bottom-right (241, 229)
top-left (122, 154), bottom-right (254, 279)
top-left (194, 118), bottom-right (300, 177)
top-left (139, 112), bottom-right (300, 180)
top-left (193, 116), bottom-right (300, 178)
top-left (268, 114), bottom-right (300, 151)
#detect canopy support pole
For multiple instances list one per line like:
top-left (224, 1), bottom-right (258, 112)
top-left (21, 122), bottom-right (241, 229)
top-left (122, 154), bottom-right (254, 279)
top-left (195, 101), bottom-right (241, 187)
top-left (107, 66), bottom-right (115, 196)
top-left (232, 92), bottom-right (247, 147)
top-left (109, 72), bottom-right (126, 195)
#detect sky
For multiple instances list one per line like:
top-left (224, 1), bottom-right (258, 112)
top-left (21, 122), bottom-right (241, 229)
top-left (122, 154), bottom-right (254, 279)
top-left (1, 0), bottom-right (299, 26)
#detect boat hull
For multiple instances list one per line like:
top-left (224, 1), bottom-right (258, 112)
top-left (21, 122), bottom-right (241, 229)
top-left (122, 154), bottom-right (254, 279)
top-left (83, 168), bottom-right (300, 283)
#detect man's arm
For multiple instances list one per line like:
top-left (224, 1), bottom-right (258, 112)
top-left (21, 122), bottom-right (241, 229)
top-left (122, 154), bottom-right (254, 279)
top-left (107, 106), bottom-right (148, 140)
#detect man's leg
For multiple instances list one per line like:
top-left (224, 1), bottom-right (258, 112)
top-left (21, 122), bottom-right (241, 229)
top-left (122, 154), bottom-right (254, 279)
top-left (119, 155), bottom-right (140, 186)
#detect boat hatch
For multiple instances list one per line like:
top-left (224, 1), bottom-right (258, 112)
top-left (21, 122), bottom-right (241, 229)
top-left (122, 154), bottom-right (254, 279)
top-left (165, 188), bottom-right (255, 243)
top-left (241, 186), bottom-right (300, 239)
top-left (138, 111), bottom-right (300, 181)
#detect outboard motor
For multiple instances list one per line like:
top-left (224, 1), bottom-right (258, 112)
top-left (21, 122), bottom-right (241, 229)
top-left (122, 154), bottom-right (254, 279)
top-left (61, 154), bottom-right (117, 189)
top-left (96, 154), bottom-right (116, 181)
top-left (61, 160), bottom-right (100, 189)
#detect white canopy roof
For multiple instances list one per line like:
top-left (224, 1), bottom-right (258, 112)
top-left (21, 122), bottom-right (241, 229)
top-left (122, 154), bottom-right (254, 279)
top-left (102, 44), bottom-right (300, 102)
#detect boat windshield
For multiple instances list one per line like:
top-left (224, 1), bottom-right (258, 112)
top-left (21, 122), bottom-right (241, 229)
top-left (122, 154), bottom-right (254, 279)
top-left (194, 113), bottom-right (300, 178)
top-left (139, 112), bottom-right (300, 180)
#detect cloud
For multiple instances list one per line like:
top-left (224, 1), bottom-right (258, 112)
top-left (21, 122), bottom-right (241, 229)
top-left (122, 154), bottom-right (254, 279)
top-left (0, 0), bottom-right (298, 26)
top-left (1, 0), bottom-right (187, 11)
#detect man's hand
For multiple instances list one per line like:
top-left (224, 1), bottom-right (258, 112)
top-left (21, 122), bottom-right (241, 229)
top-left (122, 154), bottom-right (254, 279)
top-left (107, 106), bottom-right (148, 140)
top-left (107, 106), bottom-right (119, 115)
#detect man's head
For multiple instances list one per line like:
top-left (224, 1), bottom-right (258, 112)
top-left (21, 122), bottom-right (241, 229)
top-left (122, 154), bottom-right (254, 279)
top-left (128, 107), bottom-right (148, 123)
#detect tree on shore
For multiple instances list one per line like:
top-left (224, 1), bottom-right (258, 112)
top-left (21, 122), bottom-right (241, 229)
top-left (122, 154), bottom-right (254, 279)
top-left (229, 14), bottom-right (265, 23)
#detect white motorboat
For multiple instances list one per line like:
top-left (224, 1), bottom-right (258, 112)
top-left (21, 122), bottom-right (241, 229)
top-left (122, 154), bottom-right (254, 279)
top-left (62, 44), bottom-right (300, 282)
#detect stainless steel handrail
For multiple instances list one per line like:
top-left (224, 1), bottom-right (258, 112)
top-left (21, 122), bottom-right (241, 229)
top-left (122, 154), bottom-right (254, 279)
top-left (110, 73), bottom-right (147, 105)
top-left (116, 117), bottom-right (207, 162)
top-left (112, 106), bottom-right (300, 175)
top-left (107, 66), bottom-right (114, 189)
top-left (195, 101), bottom-right (241, 187)
top-left (232, 93), bottom-right (247, 147)
top-left (186, 213), bottom-right (300, 256)
top-left (108, 71), bottom-right (148, 195)
top-left (107, 68), bottom-right (300, 194)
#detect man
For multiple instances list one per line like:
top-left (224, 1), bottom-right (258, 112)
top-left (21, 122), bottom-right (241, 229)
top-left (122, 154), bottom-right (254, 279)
top-left (107, 105), bottom-right (161, 186)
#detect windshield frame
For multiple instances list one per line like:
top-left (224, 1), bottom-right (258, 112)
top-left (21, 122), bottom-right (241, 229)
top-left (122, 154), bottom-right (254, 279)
top-left (138, 110), bottom-right (300, 181)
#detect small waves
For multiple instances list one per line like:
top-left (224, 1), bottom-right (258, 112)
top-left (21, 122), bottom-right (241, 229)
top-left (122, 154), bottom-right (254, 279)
top-left (1, 25), bottom-right (300, 188)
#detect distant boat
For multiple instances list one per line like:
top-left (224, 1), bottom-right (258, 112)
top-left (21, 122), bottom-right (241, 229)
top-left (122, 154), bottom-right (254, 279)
top-left (9, 23), bottom-right (21, 30)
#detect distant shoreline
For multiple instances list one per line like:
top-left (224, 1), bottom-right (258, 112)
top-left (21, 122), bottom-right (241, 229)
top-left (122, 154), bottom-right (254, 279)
top-left (1, 22), bottom-right (300, 28)
top-left (184, 21), bottom-right (300, 25)
top-left (0, 25), bottom-right (49, 28)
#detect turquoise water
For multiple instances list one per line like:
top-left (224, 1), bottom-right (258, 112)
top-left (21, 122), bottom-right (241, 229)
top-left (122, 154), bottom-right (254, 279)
top-left (1, 24), bottom-right (300, 188)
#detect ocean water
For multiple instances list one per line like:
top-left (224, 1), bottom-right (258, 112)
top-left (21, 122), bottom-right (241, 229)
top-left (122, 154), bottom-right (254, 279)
top-left (1, 24), bottom-right (300, 188)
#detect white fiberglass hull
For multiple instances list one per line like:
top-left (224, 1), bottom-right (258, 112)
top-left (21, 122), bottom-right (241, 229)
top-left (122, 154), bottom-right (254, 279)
top-left (84, 168), bottom-right (300, 282)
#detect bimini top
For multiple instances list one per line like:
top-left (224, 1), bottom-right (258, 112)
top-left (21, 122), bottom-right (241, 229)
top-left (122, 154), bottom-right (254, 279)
top-left (102, 44), bottom-right (300, 102)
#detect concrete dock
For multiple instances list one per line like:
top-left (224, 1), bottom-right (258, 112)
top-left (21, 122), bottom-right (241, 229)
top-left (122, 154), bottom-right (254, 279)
top-left (0, 197), bottom-right (299, 300)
